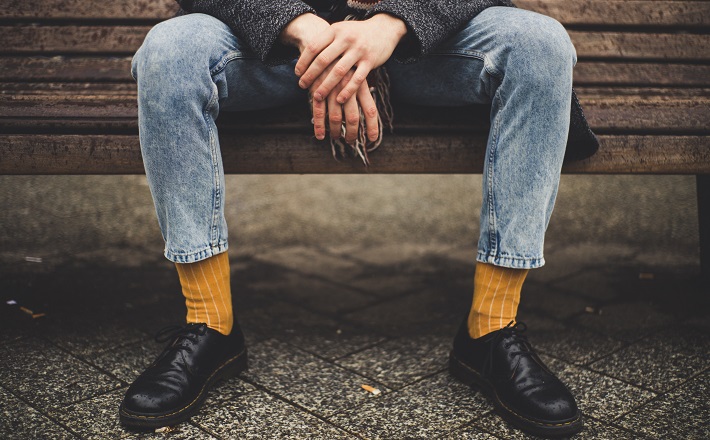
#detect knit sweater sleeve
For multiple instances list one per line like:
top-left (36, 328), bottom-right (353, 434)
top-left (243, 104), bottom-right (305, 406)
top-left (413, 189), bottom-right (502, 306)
top-left (365, 0), bottom-right (508, 62)
top-left (175, 0), bottom-right (315, 62)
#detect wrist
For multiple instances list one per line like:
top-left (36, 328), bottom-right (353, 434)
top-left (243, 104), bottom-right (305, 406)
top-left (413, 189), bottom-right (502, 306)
top-left (368, 13), bottom-right (408, 43)
top-left (280, 13), bottom-right (323, 50)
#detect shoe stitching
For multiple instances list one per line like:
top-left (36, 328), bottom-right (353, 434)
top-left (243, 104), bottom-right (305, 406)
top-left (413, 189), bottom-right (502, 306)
top-left (120, 349), bottom-right (246, 421)
top-left (452, 353), bottom-right (581, 428)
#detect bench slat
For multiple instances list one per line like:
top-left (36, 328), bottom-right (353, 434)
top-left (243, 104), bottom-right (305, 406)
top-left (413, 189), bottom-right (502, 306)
top-left (2, 57), bottom-right (709, 87)
top-left (517, 0), bottom-right (710, 27)
top-left (3, 26), bottom-right (709, 61)
top-left (4, 0), bottom-right (709, 27)
top-left (1, 134), bottom-right (707, 175)
top-left (2, 88), bottom-right (708, 134)
top-left (0, 0), bottom-right (178, 20)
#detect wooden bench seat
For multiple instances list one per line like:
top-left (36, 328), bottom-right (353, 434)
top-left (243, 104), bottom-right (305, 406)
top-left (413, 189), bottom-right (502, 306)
top-left (1, 0), bottom-right (709, 283)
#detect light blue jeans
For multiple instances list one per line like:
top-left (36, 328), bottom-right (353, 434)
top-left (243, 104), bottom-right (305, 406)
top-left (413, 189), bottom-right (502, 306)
top-left (131, 6), bottom-right (576, 269)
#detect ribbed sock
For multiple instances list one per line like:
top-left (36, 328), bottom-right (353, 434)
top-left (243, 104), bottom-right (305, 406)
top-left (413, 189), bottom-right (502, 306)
top-left (467, 262), bottom-right (529, 339)
top-left (175, 252), bottom-right (233, 335)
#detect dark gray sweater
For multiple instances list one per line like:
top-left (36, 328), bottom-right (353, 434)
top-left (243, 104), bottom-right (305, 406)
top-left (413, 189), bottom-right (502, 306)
top-left (174, 0), bottom-right (598, 161)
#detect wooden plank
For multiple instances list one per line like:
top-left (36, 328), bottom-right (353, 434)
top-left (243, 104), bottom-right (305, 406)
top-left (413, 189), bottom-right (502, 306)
top-left (3, 0), bottom-right (709, 28)
top-left (2, 26), bottom-right (710, 61)
top-left (567, 31), bottom-right (710, 61)
top-left (517, 0), bottom-right (710, 27)
top-left (3, 57), bottom-right (710, 87)
top-left (0, 134), bottom-right (708, 175)
top-left (2, 87), bottom-right (708, 133)
top-left (573, 62), bottom-right (710, 86)
top-left (1, 26), bottom-right (150, 54)
top-left (0, 57), bottom-right (133, 82)
top-left (1, 0), bottom-right (177, 20)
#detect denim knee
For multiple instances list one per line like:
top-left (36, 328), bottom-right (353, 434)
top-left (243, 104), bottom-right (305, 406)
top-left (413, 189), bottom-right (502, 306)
top-left (494, 11), bottom-right (576, 87)
top-left (131, 14), bottom-right (231, 83)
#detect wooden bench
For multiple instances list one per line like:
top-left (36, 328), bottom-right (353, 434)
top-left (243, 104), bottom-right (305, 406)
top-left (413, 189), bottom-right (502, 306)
top-left (1, 0), bottom-right (709, 284)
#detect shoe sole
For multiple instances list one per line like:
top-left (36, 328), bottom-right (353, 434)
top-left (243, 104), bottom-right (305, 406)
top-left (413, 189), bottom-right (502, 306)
top-left (119, 348), bottom-right (248, 430)
top-left (449, 351), bottom-right (583, 438)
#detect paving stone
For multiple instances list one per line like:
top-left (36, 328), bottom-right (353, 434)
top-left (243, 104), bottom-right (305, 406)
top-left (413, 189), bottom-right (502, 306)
top-left (531, 243), bottom-right (637, 284)
top-left (343, 243), bottom-right (456, 267)
top-left (473, 411), bottom-right (638, 440)
top-left (246, 270), bottom-right (376, 315)
top-left (343, 288), bottom-right (469, 337)
top-left (88, 339), bottom-right (164, 384)
top-left (328, 371), bottom-right (490, 439)
top-left (0, 337), bottom-right (121, 410)
top-left (345, 272), bottom-right (428, 298)
top-left (239, 300), bottom-right (385, 360)
top-left (441, 424), bottom-right (499, 440)
top-left (336, 334), bottom-right (450, 390)
top-left (541, 355), bottom-right (656, 421)
top-left (547, 268), bottom-right (633, 302)
top-left (194, 385), bottom-right (353, 439)
top-left (524, 318), bottom-right (625, 366)
top-left (519, 282), bottom-right (593, 319)
top-left (241, 339), bottom-right (390, 418)
top-left (617, 371), bottom-right (709, 439)
top-left (588, 326), bottom-right (709, 393)
top-left (573, 301), bottom-right (675, 342)
top-left (255, 247), bottom-right (364, 282)
top-left (51, 389), bottom-right (218, 440)
top-left (43, 318), bottom-right (147, 358)
top-left (0, 386), bottom-right (75, 440)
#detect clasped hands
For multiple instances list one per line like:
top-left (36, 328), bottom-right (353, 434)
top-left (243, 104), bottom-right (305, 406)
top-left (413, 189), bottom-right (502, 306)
top-left (281, 13), bottom-right (407, 144)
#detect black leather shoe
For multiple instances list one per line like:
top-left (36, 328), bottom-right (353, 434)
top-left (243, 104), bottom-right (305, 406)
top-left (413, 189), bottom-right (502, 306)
top-left (450, 319), bottom-right (582, 438)
top-left (119, 322), bottom-right (247, 429)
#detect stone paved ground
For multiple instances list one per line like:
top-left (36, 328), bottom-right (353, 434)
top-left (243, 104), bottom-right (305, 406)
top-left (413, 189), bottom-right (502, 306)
top-left (1, 242), bottom-right (707, 440)
top-left (0, 174), bottom-right (707, 439)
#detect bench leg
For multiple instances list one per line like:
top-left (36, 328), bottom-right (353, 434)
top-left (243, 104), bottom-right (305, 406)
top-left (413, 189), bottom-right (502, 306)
top-left (698, 175), bottom-right (710, 288)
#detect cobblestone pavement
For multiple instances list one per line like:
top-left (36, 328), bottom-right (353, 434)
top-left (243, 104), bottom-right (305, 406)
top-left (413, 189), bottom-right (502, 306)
top-left (1, 241), bottom-right (707, 439)
top-left (0, 174), bottom-right (707, 439)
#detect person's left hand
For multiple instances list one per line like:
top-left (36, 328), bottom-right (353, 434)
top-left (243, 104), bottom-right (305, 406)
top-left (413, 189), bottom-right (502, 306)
top-left (295, 13), bottom-right (407, 105)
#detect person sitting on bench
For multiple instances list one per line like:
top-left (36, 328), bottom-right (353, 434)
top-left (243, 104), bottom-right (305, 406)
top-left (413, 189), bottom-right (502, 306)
top-left (120, 0), bottom-right (598, 437)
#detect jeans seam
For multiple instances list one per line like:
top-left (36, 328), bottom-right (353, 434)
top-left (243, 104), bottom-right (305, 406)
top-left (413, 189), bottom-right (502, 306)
top-left (485, 86), bottom-right (505, 258)
top-left (203, 80), bottom-right (221, 247)
top-left (426, 50), bottom-right (503, 80)
top-left (209, 51), bottom-right (257, 76)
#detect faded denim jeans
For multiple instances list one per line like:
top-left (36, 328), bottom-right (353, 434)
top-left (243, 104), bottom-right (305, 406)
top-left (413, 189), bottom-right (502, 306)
top-left (131, 6), bottom-right (576, 268)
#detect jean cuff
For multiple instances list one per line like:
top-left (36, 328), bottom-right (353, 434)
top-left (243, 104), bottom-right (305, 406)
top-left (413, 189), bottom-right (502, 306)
top-left (165, 241), bottom-right (229, 264)
top-left (476, 251), bottom-right (545, 269)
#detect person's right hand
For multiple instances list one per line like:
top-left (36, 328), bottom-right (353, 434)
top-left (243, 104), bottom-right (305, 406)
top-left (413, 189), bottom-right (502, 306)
top-left (280, 13), bottom-right (379, 143)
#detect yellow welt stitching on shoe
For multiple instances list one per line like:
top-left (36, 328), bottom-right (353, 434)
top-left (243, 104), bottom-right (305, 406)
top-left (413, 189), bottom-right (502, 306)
top-left (451, 354), bottom-right (581, 428)
top-left (120, 349), bottom-right (246, 420)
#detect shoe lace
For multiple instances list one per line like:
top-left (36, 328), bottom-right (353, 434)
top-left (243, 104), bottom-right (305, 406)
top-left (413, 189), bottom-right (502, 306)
top-left (154, 323), bottom-right (207, 344)
top-left (482, 320), bottom-right (535, 377)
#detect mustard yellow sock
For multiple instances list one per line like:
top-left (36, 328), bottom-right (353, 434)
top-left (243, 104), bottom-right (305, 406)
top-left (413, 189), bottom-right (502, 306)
top-left (467, 262), bottom-right (529, 339)
top-left (175, 252), bottom-right (233, 335)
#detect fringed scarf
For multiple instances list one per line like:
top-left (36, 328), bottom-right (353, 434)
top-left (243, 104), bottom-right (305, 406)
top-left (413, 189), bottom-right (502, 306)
top-left (316, 0), bottom-right (393, 166)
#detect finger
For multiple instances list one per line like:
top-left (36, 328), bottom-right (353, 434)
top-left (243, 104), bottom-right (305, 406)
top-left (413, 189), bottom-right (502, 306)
top-left (295, 30), bottom-right (334, 79)
top-left (312, 96), bottom-right (326, 140)
top-left (299, 40), bottom-right (348, 93)
top-left (357, 81), bottom-right (379, 142)
top-left (343, 95), bottom-right (360, 144)
top-left (312, 52), bottom-right (360, 103)
top-left (336, 62), bottom-right (371, 104)
top-left (327, 92), bottom-right (342, 140)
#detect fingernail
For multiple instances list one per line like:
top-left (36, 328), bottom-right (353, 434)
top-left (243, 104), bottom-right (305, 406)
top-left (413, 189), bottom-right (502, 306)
top-left (299, 80), bottom-right (306, 88)
top-left (294, 68), bottom-right (301, 76)
top-left (316, 134), bottom-right (324, 140)
top-left (314, 93), bottom-right (323, 101)
top-left (337, 96), bottom-right (345, 104)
